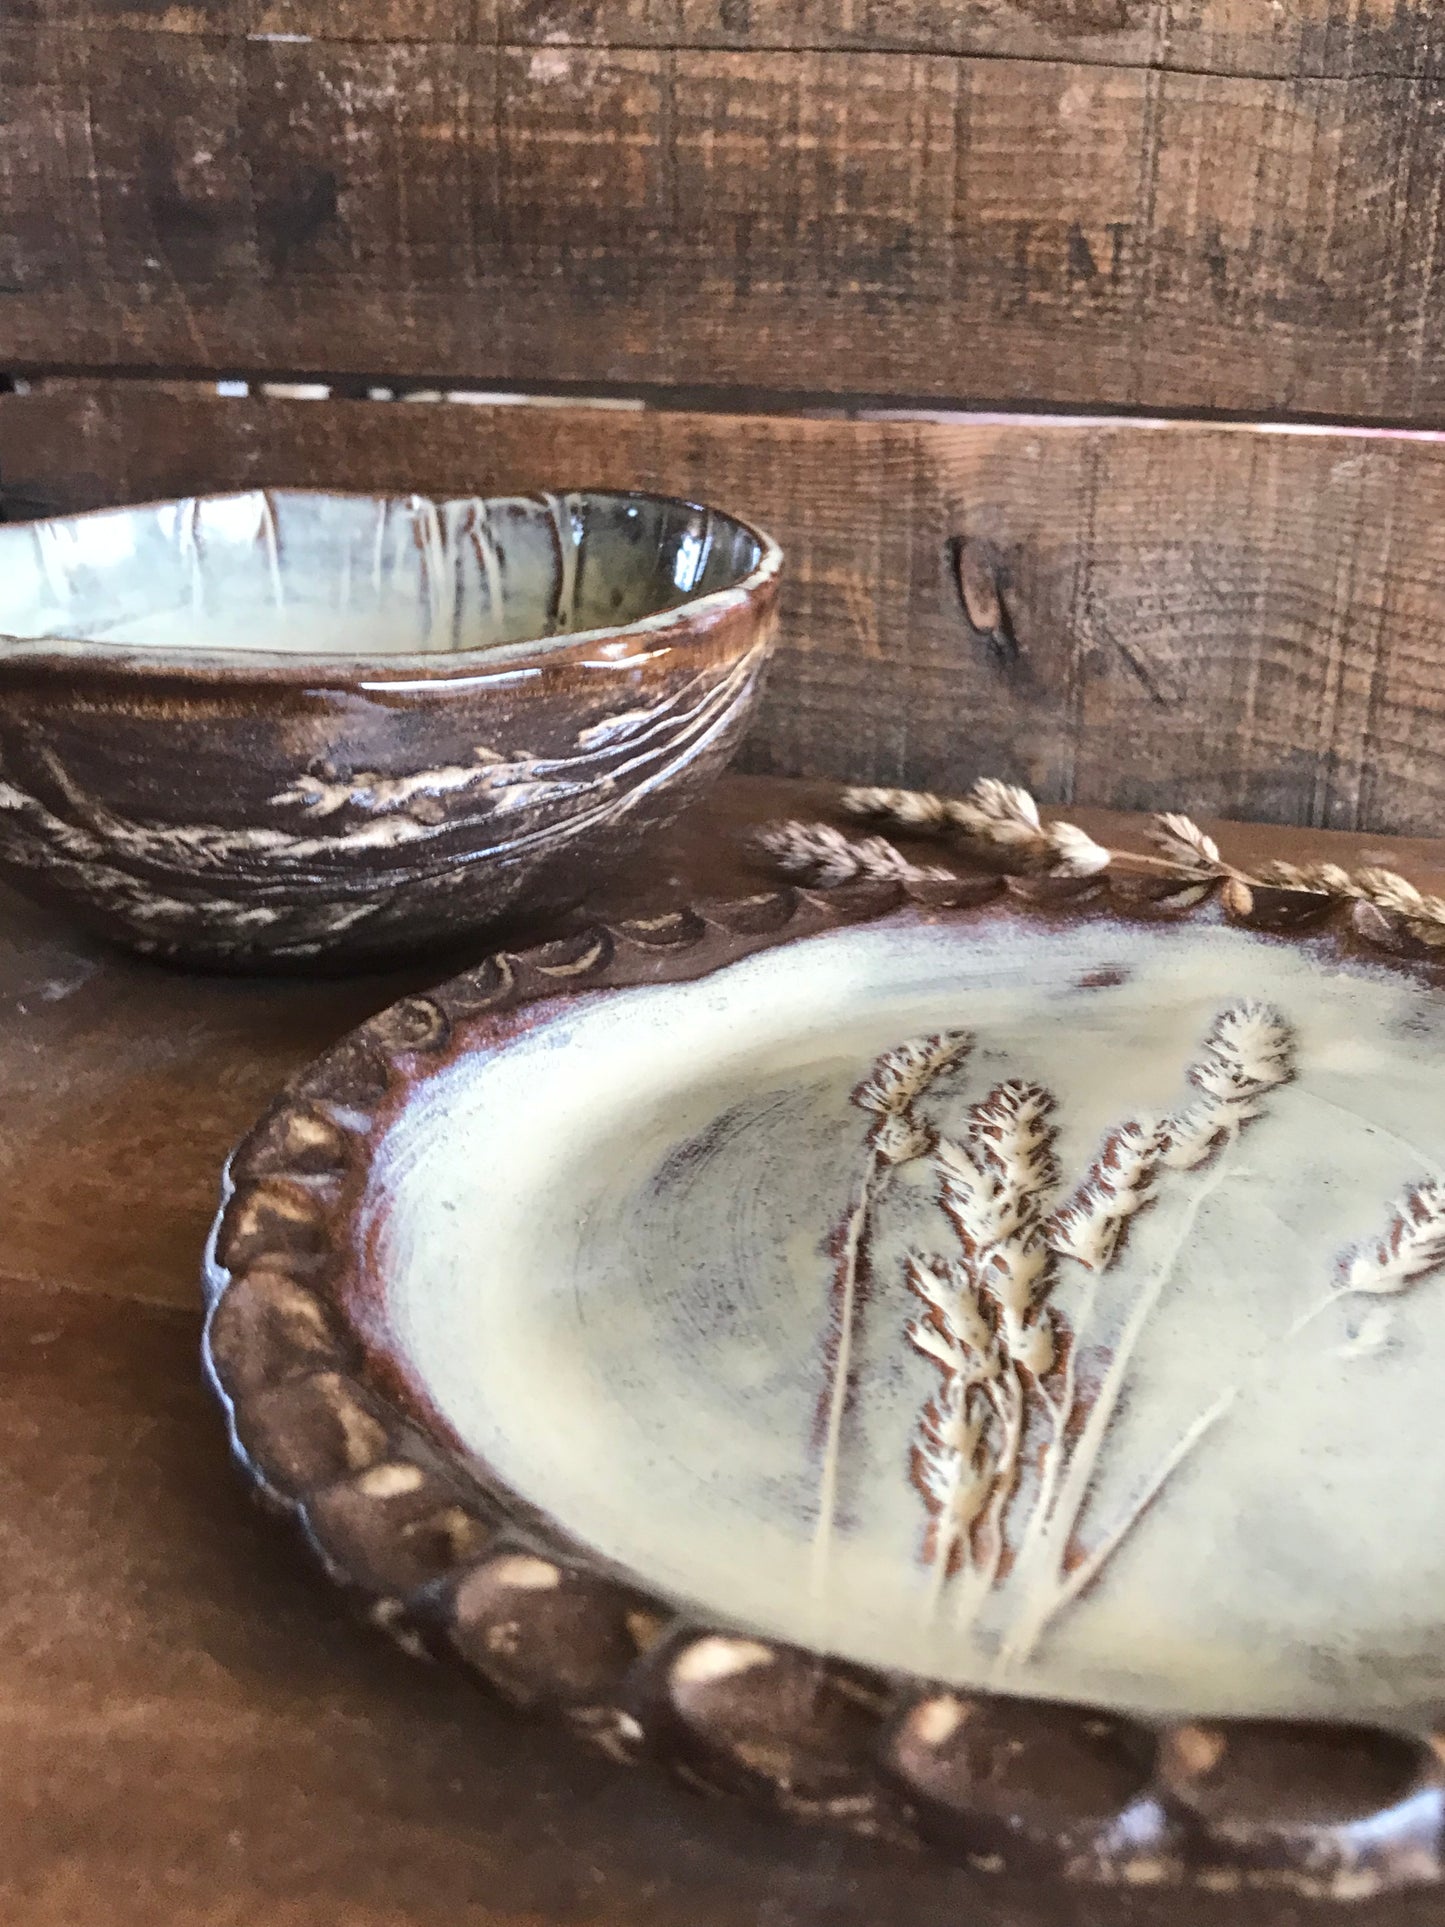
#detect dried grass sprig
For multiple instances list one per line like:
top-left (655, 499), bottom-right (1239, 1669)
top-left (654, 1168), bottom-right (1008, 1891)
top-left (772, 778), bottom-right (1445, 940)
top-left (854, 1033), bottom-right (973, 1118)
top-left (844, 785), bottom-right (957, 835)
top-left (853, 1032), bottom-right (973, 1164)
top-left (1161, 1001), bottom-right (1294, 1170)
top-left (904, 1080), bottom-right (1062, 1589)
top-left (905, 1254), bottom-right (997, 1377)
top-left (911, 1376), bottom-right (994, 1556)
top-left (962, 1078), bottom-right (1058, 1196)
top-left (1044, 1122), bottom-right (1163, 1273)
top-left (1045, 821), bottom-right (1112, 878)
top-left (1342, 1180), bottom-right (1445, 1295)
top-left (1147, 812), bottom-right (1222, 874)
top-left (756, 820), bottom-right (957, 888)
top-left (936, 1082), bottom-right (1057, 1270)
top-left (1261, 861), bottom-right (1445, 948)
top-left (997, 999), bottom-right (1296, 1664)
top-left (843, 779), bottom-right (1128, 882)
top-left (813, 1028), bottom-right (981, 1587)
top-left (840, 781), bottom-right (1109, 878)
top-left (905, 1254), bottom-right (1002, 1574)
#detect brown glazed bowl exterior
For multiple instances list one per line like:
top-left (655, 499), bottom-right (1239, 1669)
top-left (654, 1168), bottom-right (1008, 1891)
top-left (0, 488), bottom-right (781, 970)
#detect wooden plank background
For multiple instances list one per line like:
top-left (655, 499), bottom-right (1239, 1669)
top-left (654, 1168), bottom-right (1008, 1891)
top-left (7, 384), bottom-right (1445, 837)
top-left (8, 3), bottom-right (1445, 832)
top-left (7, 15), bottom-right (1445, 414)
top-left (14, 0), bottom-right (1445, 77)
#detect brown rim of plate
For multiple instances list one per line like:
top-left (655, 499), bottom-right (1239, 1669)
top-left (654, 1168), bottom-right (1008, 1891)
top-left (202, 865), bottom-right (1445, 1900)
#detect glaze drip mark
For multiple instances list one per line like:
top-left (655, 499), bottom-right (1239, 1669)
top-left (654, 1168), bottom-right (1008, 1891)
top-left (816, 1002), bottom-right (1304, 1653)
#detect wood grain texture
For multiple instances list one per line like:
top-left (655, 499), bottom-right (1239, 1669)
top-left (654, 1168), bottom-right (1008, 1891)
top-left (499, 1), bottom-right (1445, 78)
top-left (8, 28), bottom-right (1445, 417)
top-left (10, 386), bottom-right (1445, 836)
top-left (6, 777), bottom-right (1445, 1924)
top-left (14, 0), bottom-right (1445, 79)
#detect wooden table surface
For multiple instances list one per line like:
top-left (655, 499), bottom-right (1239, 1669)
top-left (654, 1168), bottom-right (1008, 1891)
top-left (8, 773), bottom-right (1445, 1927)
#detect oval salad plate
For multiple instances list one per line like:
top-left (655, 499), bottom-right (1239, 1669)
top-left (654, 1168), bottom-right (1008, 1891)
top-left (204, 868), bottom-right (1445, 1899)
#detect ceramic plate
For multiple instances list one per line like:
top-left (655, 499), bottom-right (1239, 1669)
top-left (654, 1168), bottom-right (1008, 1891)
top-left (205, 870), bottom-right (1445, 1897)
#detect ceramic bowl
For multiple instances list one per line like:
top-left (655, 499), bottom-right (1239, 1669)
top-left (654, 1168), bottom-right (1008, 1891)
top-left (0, 488), bottom-right (780, 968)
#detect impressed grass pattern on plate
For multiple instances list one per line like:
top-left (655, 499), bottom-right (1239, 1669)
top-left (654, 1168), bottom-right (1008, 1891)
top-left (205, 867), bottom-right (1445, 1898)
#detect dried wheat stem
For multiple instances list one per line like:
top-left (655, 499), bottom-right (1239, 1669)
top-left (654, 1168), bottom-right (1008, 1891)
top-left (843, 778), bottom-right (1228, 879)
top-left (1283, 1178), bottom-right (1445, 1345)
top-left (854, 1031), bottom-right (974, 1167)
top-left (1002, 1138), bottom-right (1241, 1668)
top-left (1002, 1002), bottom-right (1293, 1664)
top-left (755, 821), bottom-right (956, 888)
top-left (1040, 1383), bottom-right (1240, 1625)
top-left (815, 1034), bottom-right (975, 1596)
top-left (938, 1082), bottom-right (1058, 1257)
top-left (797, 778), bottom-right (1445, 938)
top-left (1045, 1122), bottom-right (1163, 1272)
top-left (1001, 1285), bottom-right (1093, 1631)
top-left (1042, 1173), bottom-right (1445, 1650)
top-left (912, 1083), bottom-right (1059, 1607)
top-left (1262, 862), bottom-right (1445, 946)
top-left (906, 1255), bottom-right (999, 1606)
top-left (924, 1395), bottom-right (994, 1617)
top-left (994, 1124), bottom-right (1166, 1627)
top-left (986, 1108), bottom-right (1172, 1627)
top-left (810, 1142), bottom-right (881, 1601)
top-left (843, 785), bottom-right (957, 834)
top-left (1161, 1003), bottom-right (1293, 1170)
top-left (973, 1363), bottom-right (1027, 1602)
top-left (844, 779), bottom-right (1112, 879)
top-left (1147, 812), bottom-right (1223, 874)
top-left (1342, 1179), bottom-right (1445, 1294)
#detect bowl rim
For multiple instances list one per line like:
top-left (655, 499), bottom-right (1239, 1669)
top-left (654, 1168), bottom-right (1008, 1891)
top-left (0, 486), bottom-right (783, 684)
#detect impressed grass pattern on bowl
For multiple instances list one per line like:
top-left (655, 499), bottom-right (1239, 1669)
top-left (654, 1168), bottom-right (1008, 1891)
top-left (0, 488), bottom-right (779, 968)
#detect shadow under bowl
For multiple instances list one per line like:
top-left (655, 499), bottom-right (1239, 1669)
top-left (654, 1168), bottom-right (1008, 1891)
top-left (0, 488), bottom-right (781, 970)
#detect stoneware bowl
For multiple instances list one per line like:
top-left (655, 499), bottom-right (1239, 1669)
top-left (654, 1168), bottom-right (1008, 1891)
top-left (206, 860), bottom-right (1445, 1905)
top-left (0, 488), bottom-right (780, 969)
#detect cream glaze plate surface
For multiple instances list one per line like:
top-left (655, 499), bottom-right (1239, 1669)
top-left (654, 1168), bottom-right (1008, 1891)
top-left (368, 909), bottom-right (1445, 1725)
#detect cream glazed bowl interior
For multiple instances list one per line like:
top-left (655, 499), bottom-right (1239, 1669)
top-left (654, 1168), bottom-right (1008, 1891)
top-left (0, 487), bottom-right (781, 969)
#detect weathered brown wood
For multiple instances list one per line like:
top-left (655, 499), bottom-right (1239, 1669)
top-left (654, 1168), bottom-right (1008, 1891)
top-left (501, 1), bottom-right (1445, 81)
top-left (8, 386), bottom-right (1445, 837)
top-left (15, 0), bottom-right (489, 33)
top-left (7, 29), bottom-right (1445, 419)
top-left (15, 0), bottom-right (1445, 81)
